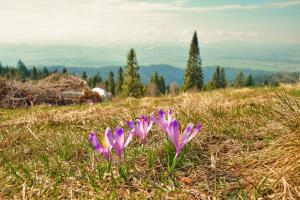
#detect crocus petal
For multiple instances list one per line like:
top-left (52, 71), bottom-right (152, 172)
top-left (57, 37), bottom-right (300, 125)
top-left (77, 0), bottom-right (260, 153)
top-left (170, 119), bottom-right (180, 152)
top-left (158, 109), bottom-right (166, 127)
top-left (137, 119), bottom-right (146, 137)
top-left (105, 127), bottom-right (113, 148)
top-left (181, 123), bottom-right (194, 144)
top-left (114, 127), bottom-right (125, 147)
top-left (167, 109), bottom-right (173, 124)
top-left (127, 121), bottom-right (135, 130)
top-left (139, 115), bottom-right (148, 134)
top-left (147, 118), bottom-right (154, 133)
top-left (186, 123), bottom-right (202, 143)
top-left (124, 129), bottom-right (134, 147)
top-left (89, 131), bottom-right (103, 153)
top-left (150, 112), bottom-right (157, 124)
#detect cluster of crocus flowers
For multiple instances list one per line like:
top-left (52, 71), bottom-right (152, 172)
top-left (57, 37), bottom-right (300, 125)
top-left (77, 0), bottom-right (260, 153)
top-left (89, 128), bottom-right (113, 161)
top-left (89, 108), bottom-right (202, 176)
top-left (127, 113), bottom-right (154, 144)
top-left (154, 109), bottom-right (174, 136)
top-left (89, 127), bottom-right (133, 161)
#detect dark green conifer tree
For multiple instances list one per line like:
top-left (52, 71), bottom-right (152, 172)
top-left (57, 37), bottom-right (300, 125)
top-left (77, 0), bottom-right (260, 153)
top-left (82, 71), bottom-right (87, 80)
top-left (17, 60), bottom-right (29, 82)
top-left (88, 78), bottom-right (94, 88)
top-left (158, 75), bottom-right (166, 94)
top-left (234, 71), bottom-right (245, 88)
top-left (115, 67), bottom-right (124, 95)
top-left (210, 66), bottom-right (222, 89)
top-left (92, 73), bottom-right (102, 88)
top-left (183, 31), bottom-right (203, 91)
top-left (30, 66), bottom-right (39, 80)
top-left (41, 67), bottom-right (49, 79)
top-left (106, 71), bottom-right (115, 96)
top-left (220, 67), bottom-right (227, 88)
top-left (0, 62), bottom-right (3, 75)
top-left (245, 74), bottom-right (254, 87)
top-left (62, 67), bottom-right (67, 74)
top-left (122, 49), bottom-right (143, 98)
top-left (150, 72), bottom-right (160, 86)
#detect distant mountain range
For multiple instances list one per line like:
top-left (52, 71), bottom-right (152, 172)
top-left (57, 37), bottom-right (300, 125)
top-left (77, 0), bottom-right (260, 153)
top-left (1, 43), bottom-right (300, 72)
top-left (45, 64), bottom-right (277, 85)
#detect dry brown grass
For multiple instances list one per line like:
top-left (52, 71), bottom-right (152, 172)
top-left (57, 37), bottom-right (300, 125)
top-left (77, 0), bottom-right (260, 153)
top-left (0, 85), bottom-right (299, 199)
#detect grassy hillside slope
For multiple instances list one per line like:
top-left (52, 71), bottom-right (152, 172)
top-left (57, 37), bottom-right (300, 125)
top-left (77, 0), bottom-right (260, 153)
top-left (0, 85), bottom-right (299, 199)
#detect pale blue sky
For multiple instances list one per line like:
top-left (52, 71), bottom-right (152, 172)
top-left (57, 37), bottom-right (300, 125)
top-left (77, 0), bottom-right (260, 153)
top-left (1, 0), bottom-right (299, 45)
top-left (0, 0), bottom-right (299, 70)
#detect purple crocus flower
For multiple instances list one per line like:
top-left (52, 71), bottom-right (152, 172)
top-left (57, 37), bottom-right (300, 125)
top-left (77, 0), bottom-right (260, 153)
top-left (152, 109), bottom-right (174, 137)
top-left (110, 126), bottom-right (134, 159)
top-left (127, 114), bottom-right (154, 144)
top-left (168, 119), bottom-right (202, 158)
top-left (89, 128), bottom-right (113, 161)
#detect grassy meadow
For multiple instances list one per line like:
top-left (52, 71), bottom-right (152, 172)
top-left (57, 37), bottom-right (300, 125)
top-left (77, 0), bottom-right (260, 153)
top-left (0, 85), bottom-right (299, 199)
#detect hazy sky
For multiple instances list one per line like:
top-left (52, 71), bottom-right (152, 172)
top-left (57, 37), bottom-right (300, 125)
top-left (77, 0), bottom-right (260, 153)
top-left (1, 0), bottom-right (300, 45)
top-left (0, 0), bottom-right (300, 71)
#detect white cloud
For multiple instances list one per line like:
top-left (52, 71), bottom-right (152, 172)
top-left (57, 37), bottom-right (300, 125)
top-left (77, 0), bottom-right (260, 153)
top-left (0, 0), bottom-right (299, 45)
top-left (146, 0), bottom-right (300, 12)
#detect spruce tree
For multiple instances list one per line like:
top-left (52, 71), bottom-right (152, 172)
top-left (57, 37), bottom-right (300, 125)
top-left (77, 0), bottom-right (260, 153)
top-left (147, 72), bottom-right (161, 96)
top-left (41, 67), bottom-right (49, 79)
top-left (30, 66), bottom-right (39, 80)
top-left (62, 67), bottom-right (67, 74)
top-left (210, 66), bottom-right (222, 89)
top-left (183, 31), bottom-right (203, 91)
top-left (220, 68), bottom-right (227, 88)
top-left (115, 67), bottom-right (124, 95)
top-left (106, 71), bottom-right (115, 96)
top-left (0, 62), bottom-right (3, 75)
top-left (92, 73), bottom-right (102, 88)
top-left (245, 74), bottom-right (254, 87)
top-left (82, 71), bottom-right (87, 80)
top-left (150, 72), bottom-right (160, 86)
top-left (122, 49), bottom-right (143, 98)
top-left (234, 71), bottom-right (245, 88)
top-left (4, 66), bottom-right (10, 78)
top-left (88, 78), bottom-right (94, 88)
top-left (158, 75), bottom-right (166, 94)
top-left (17, 60), bottom-right (29, 82)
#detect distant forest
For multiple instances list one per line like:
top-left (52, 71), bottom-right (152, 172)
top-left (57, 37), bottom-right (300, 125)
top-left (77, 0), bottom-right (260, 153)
top-left (1, 31), bottom-right (299, 97)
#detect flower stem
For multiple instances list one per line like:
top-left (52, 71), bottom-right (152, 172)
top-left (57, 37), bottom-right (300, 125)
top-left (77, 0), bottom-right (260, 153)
top-left (168, 156), bottom-right (177, 176)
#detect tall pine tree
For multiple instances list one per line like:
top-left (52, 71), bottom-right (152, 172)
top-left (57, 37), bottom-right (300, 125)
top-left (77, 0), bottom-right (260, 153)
top-left (150, 72), bottom-right (160, 86)
top-left (122, 49), bottom-right (143, 98)
top-left (62, 67), bottom-right (67, 74)
top-left (106, 71), bottom-right (115, 96)
top-left (245, 74), bottom-right (254, 87)
top-left (210, 66), bottom-right (222, 89)
top-left (30, 66), bottom-right (39, 80)
top-left (208, 66), bottom-right (227, 90)
top-left (220, 68), bottom-right (227, 88)
top-left (234, 71), bottom-right (245, 88)
top-left (115, 67), bottom-right (124, 95)
top-left (158, 76), bottom-right (166, 94)
top-left (17, 60), bottom-right (29, 82)
top-left (82, 71), bottom-right (87, 80)
top-left (0, 62), bottom-right (3, 75)
top-left (183, 31), bottom-right (203, 91)
top-left (92, 73), bottom-right (102, 88)
top-left (41, 67), bottom-right (49, 79)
